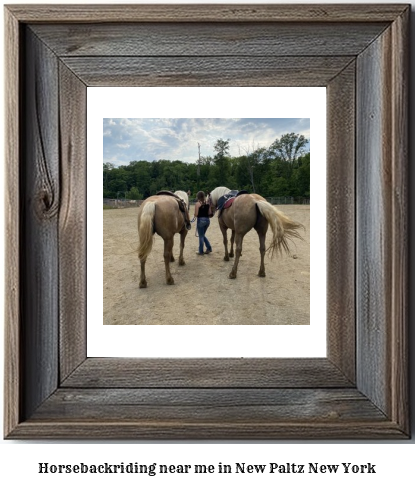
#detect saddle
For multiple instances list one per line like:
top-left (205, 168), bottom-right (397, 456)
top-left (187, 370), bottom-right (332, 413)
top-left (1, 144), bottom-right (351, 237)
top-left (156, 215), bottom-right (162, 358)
top-left (217, 190), bottom-right (249, 216)
top-left (156, 191), bottom-right (191, 230)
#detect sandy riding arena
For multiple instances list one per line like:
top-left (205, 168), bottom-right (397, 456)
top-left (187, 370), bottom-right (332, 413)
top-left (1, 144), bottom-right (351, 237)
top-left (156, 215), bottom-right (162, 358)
top-left (103, 205), bottom-right (310, 325)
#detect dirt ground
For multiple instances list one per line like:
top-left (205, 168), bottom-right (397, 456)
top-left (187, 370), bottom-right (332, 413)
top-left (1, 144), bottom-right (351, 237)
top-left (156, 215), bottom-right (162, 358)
top-left (103, 205), bottom-right (310, 325)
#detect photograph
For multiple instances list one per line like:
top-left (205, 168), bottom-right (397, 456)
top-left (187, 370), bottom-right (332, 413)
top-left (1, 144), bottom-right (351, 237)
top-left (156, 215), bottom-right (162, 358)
top-left (102, 118), bottom-right (311, 326)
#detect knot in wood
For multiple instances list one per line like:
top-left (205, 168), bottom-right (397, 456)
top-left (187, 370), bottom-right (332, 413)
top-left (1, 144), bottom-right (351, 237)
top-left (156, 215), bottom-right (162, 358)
top-left (37, 188), bottom-right (59, 219)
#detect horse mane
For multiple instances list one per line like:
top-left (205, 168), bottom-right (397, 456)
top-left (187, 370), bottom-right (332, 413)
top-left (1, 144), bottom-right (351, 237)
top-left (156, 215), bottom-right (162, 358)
top-left (174, 190), bottom-right (189, 208)
top-left (210, 187), bottom-right (230, 206)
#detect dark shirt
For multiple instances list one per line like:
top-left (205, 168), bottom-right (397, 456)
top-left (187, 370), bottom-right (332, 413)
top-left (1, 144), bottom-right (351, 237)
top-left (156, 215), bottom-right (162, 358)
top-left (197, 203), bottom-right (210, 218)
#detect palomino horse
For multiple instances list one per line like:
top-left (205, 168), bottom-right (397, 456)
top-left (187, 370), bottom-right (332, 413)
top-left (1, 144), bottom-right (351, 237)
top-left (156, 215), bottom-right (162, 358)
top-left (137, 192), bottom-right (189, 287)
top-left (208, 187), bottom-right (304, 279)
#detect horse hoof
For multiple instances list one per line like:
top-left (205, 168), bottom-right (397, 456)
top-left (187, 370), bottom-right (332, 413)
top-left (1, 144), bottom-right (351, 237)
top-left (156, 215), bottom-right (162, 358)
top-left (166, 278), bottom-right (175, 285)
top-left (139, 281), bottom-right (147, 288)
top-left (179, 259), bottom-right (185, 266)
top-left (170, 256), bottom-right (175, 262)
top-left (229, 272), bottom-right (237, 279)
top-left (229, 252), bottom-right (234, 258)
top-left (224, 256), bottom-right (230, 262)
top-left (258, 272), bottom-right (266, 278)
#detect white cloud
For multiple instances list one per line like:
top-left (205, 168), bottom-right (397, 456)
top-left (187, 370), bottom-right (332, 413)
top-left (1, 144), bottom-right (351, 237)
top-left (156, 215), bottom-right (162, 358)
top-left (103, 118), bottom-right (310, 166)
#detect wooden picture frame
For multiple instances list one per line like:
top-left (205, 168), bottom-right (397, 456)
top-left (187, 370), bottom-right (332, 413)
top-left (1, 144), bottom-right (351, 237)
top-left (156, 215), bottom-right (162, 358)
top-left (4, 4), bottom-right (409, 439)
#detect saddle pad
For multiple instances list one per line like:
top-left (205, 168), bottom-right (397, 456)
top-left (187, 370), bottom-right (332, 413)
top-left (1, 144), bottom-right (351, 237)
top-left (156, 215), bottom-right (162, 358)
top-left (223, 197), bottom-right (236, 209)
top-left (217, 190), bottom-right (238, 210)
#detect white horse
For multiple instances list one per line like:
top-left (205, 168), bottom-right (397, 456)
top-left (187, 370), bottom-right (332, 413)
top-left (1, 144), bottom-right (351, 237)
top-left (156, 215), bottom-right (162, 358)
top-left (174, 190), bottom-right (190, 210)
top-left (208, 187), bottom-right (304, 279)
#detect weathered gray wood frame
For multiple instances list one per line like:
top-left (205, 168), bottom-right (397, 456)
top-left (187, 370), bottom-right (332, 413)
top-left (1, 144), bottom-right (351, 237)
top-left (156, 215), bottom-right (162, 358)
top-left (4, 4), bottom-right (409, 439)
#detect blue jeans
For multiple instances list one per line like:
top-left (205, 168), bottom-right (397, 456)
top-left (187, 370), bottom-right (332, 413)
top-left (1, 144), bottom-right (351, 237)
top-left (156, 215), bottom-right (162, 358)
top-left (197, 217), bottom-right (212, 254)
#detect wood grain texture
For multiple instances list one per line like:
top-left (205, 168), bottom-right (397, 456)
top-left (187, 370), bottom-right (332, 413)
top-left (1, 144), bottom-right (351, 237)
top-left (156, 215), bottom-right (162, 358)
top-left (357, 35), bottom-right (386, 412)
top-left (389, 8), bottom-right (409, 432)
top-left (58, 63), bottom-right (87, 381)
top-left (31, 22), bottom-right (388, 57)
top-left (6, 4), bottom-right (409, 23)
top-left (61, 56), bottom-right (354, 87)
top-left (32, 388), bottom-right (386, 423)
top-left (62, 358), bottom-right (353, 388)
top-left (326, 62), bottom-right (356, 383)
top-left (356, 26), bottom-right (396, 419)
top-left (356, 9), bottom-right (408, 426)
top-left (21, 28), bottom-right (60, 420)
top-left (4, 6), bottom-right (21, 438)
top-left (7, 421), bottom-right (406, 441)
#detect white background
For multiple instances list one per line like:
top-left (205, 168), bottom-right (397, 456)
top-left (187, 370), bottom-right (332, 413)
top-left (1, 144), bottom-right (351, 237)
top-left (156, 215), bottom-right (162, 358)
top-left (1, 0), bottom-right (414, 486)
top-left (88, 86), bottom-right (326, 357)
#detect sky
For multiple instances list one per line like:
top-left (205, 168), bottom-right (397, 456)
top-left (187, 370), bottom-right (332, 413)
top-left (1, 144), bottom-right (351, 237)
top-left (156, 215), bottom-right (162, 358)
top-left (103, 118), bottom-right (310, 166)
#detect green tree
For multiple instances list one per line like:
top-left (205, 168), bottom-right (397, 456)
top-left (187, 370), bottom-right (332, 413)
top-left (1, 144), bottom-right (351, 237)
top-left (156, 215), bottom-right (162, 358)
top-left (103, 162), bottom-right (115, 196)
top-left (292, 152), bottom-right (310, 197)
top-left (269, 133), bottom-right (309, 176)
top-left (237, 145), bottom-right (270, 193)
top-left (126, 186), bottom-right (143, 200)
top-left (102, 138), bottom-right (310, 200)
top-left (213, 138), bottom-right (231, 186)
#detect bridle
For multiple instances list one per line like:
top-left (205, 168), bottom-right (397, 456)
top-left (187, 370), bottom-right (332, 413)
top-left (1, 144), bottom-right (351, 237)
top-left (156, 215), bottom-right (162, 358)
top-left (206, 194), bottom-right (216, 217)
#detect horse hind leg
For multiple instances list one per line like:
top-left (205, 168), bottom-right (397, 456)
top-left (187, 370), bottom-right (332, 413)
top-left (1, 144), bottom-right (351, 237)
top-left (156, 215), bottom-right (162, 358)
top-left (139, 257), bottom-right (148, 288)
top-left (255, 215), bottom-right (268, 277)
top-left (229, 233), bottom-right (244, 279)
top-left (178, 229), bottom-right (187, 266)
top-left (229, 230), bottom-right (235, 258)
top-left (169, 237), bottom-right (175, 262)
top-left (257, 231), bottom-right (266, 277)
top-left (163, 238), bottom-right (175, 285)
top-left (219, 220), bottom-right (230, 261)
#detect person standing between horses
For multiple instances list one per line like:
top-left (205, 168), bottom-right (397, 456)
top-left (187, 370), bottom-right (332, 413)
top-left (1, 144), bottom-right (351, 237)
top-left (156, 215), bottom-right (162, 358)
top-left (194, 191), bottom-right (212, 255)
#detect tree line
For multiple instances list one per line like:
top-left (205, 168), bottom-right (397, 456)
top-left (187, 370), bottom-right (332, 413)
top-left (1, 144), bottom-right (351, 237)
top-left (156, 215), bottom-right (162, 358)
top-left (103, 132), bottom-right (310, 201)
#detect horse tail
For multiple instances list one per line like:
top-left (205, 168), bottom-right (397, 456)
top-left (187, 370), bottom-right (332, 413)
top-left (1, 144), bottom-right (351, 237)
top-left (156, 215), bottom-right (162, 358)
top-left (255, 200), bottom-right (304, 258)
top-left (138, 201), bottom-right (156, 261)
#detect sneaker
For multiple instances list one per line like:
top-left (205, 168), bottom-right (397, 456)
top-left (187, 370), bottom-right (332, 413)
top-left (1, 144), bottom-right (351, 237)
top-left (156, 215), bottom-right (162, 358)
top-left (195, 252), bottom-right (204, 256)
top-left (204, 249), bottom-right (212, 254)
